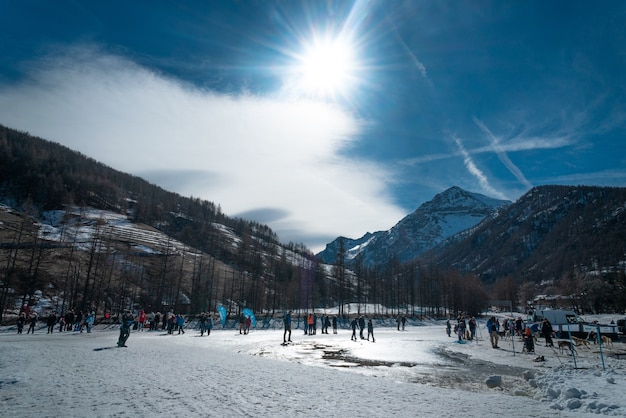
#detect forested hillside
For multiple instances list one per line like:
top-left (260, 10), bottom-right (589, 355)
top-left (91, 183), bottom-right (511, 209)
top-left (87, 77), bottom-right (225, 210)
top-left (2, 125), bottom-right (625, 323)
top-left (423, 185), bottom-right (626, 313)
top-left (0, 125), bottom-right (324, 323)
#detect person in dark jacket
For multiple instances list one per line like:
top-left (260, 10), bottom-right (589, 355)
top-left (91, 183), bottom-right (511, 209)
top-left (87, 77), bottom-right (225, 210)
top-left (117, 310), bottom-right (134, 347)
top-left (17, 313), bottom-right (26, 334)
top-left (358, 316), bottom-right (366, 339)
top-left (367, 318), bottom-right (375, 342)
top-left (542, 318), bottom-right (554, 347)
top-left (324, 315), bottom-right (331, 334)
top-left (27, 312), bottom-right (38, 334)
top-left (283, 311), bottom-right (292, 343)
top-left (239, 313), bottom-right (246, 334)
top-left (350, 317), bottom-right (358, 341)
top-left (46, 313), bottom-right (57, 334)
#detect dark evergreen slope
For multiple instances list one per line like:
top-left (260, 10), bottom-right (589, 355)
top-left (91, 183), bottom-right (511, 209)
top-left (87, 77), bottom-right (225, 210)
top-left (426, 185), bottom-right (626, 283)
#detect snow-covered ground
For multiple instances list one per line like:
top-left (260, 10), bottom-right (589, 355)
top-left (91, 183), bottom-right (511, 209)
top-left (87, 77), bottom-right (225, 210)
top-left (1, 318), bottom-right (625, 417)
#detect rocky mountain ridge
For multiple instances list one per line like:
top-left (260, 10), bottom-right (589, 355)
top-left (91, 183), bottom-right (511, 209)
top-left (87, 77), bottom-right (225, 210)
top-left (317, 186), bottom-right (511, 268)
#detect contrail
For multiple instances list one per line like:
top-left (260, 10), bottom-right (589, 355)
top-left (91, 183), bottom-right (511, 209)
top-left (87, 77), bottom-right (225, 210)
top-left (473, 117), bottom-right (533, 189)
top-left (454, 135), bottom-right (507, 200)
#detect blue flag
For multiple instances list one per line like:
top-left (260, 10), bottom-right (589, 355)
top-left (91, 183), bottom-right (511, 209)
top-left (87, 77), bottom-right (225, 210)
top-left (218, 305), bottom-right (227, 327)
top-left (242, 308), bottom-right (256, 327)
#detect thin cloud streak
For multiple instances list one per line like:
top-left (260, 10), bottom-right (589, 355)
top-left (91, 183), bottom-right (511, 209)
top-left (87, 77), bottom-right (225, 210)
top-left (453, 135), bottom-right (507, 200)
top-left (473, 117), bottom-right (533, 190)
top-left (0, 46), bottom-right (406, 251)
top-left (399, 135), bottom-right (575, 166)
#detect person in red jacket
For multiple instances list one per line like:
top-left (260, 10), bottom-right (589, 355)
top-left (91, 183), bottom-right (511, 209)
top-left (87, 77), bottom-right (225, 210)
top-left (138, 309), bottom-right (147, 331)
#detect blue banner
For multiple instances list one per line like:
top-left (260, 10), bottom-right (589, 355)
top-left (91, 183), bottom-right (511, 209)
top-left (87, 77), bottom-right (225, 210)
top-left (217, 305), bottom-right (227, 327)
top-left (242, 308), bottom-right (257, 327)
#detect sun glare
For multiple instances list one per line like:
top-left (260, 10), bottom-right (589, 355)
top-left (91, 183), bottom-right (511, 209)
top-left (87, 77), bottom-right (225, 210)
top-left (291, 35), bottom-right (358, 100)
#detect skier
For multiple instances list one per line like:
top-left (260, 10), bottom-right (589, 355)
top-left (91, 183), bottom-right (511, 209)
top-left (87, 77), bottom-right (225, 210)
top-left (332, 316), bottom-right (337, 334)
top-left (367, 318), bottom-right (375, 342)
top-left (117, 310), bottom-right (134, 347)
top-left (446, 319), bottom-right (451, 337)
top-left (283, 310), bottom-right (292, 344)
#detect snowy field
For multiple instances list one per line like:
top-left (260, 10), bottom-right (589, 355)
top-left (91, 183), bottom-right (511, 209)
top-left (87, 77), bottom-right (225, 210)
top-left (1, 319), bottom-right (625, 418)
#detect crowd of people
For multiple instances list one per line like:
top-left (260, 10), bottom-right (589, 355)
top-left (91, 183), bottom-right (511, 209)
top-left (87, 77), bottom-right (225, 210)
top-left (446, 313), bottom-right (556, 354)
top-left (15, 307), bottom-right (97, 335)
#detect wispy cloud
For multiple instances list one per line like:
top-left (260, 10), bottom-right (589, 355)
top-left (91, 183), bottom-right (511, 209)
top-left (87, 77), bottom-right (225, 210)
top-left (453, 135), bottom-right (507, 200)
top-left (388, 21), bottom-right (434, 88)
top-left (473, 117), bottom-right (533, 189)
top-left (0, 45), bottom-right (407, 251)
top-left (399, 134), bottom-right (575, 166)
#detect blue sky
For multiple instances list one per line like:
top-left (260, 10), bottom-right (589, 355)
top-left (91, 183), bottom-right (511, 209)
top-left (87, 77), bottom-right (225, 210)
top-left (1, 1), bottom-right (625, 252)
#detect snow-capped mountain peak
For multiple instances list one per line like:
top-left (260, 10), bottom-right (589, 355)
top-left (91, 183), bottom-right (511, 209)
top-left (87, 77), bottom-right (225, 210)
top-left (316, 186), bottom-right (510, 267)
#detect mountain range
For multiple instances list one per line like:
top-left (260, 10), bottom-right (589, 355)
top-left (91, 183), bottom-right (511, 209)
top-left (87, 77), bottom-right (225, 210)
top-left (316, 186), bottom-right (511, 268)
top-left (1, 124), bottom-right (625, 316)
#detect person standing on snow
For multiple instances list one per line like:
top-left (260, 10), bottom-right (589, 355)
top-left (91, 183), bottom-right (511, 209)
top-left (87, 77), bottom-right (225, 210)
top-left (469, 317), bottom-right (477, 340)
top-left (166, 310), bottom-right (176, 334)
top-left (332, 316), bottom-right (337, 334)
top-left (486, 316), bottom-right (499, 348)
top-left (46, 312), bottom-right (57, 334)
top-left (358, 315), bottom-right (366, 340)
top-left (541, 318), bottom-right (554, 347)
top-left (324, 315), bottom-right (331, 334)
top-left (283, 310), bottom-right (292, 344)
top-left (199, 313), bottom-right (207, 336)
top-left (85, 311), bottom-right (95, 333)
top-left (17, 313), bottom-right (26, 334)
top-left (307, 313), bottom-right (314, 335)
top-left (117, 310), bottom-right (134, 347)
top-left (207, 314), bottom-right (214, 335)
top-left (367, 318), bottom-right (375, 342)
top-left (350, 317), bottom-right (358, 341)
top-left (239, 313), bottom-right (246, 334)
top-left (138, 309), bottom-right (146, 331)
top-left (27, 312), bottom-right (38, 334)
top-left (176, 314), bottom-right (185, 334)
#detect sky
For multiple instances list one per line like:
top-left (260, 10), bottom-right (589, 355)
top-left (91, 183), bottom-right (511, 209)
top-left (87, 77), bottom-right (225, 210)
top-left (1, 315), bottom-right (625, 417)
top-left (1, 1), bottom-right (625, 253)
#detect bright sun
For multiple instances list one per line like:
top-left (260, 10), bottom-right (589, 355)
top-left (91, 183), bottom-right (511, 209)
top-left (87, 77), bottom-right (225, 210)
top-left (291, 35), bottom-right (358, 99)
